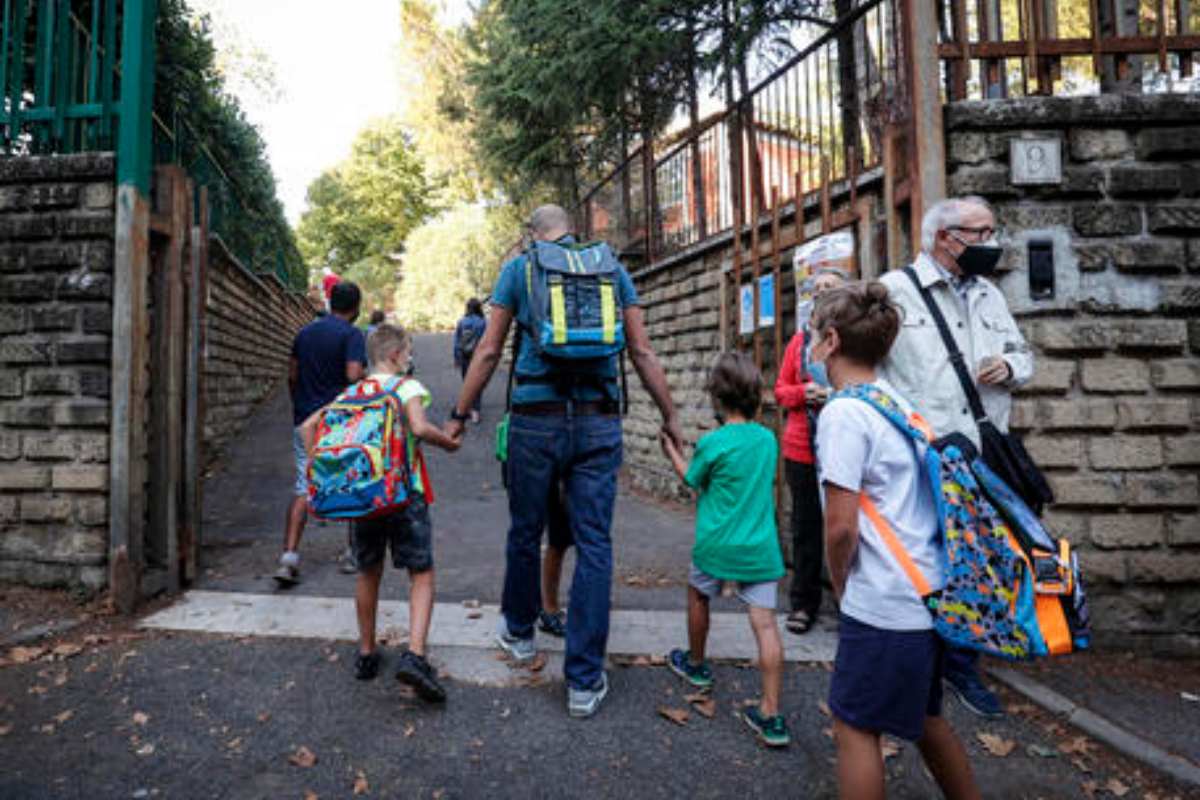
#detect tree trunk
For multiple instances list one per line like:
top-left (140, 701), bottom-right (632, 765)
top-left (835, 0), bottom-right (861, 176)
top-left (1099, 0), bottom-right (1143, 93)
top-left (687, 18), bottom-right (707, 241)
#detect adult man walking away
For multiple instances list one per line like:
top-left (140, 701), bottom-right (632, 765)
top-left (880, 196), bottom-right (1033, 719)
top-left (445, 205), bottom-right (682, 718)
top-left (275, 281), bottom-right (368, 586)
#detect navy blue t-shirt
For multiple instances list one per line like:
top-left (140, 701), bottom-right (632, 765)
top-left (291, 315), bottom-right (367, 425)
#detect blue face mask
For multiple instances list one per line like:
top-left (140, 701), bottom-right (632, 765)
top-left (807, 360), bottom-right (829, 387)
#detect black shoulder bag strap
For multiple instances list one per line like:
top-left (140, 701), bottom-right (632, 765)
top-left (902, 266), bottom-right (988, 423)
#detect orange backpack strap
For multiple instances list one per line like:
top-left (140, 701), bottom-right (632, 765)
top-left (860, 496), bottom-right (933, 598)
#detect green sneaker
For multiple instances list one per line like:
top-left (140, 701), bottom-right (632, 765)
top-left (741, 705), bottom-right (790, 748)
top-left (667, 648), bottom-right (713, 691)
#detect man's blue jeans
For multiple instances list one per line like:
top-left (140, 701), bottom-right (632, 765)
top-left (503, 412), bottom-right (622, 691)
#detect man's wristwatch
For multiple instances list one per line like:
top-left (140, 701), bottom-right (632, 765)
top-left (449, 407), bottom-right (470, 423)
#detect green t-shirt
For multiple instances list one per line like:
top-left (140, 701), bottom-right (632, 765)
top-left (371, 374), bottom-right (431, 498)
top-left (685, 422), bottom-right (784, 582)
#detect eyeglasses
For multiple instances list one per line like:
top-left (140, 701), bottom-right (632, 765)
top-left (946, 225), bottom-right (998, 243)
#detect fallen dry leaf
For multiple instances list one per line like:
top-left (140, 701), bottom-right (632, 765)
top-left (658, 706), bottom-right (690, 726)
top-left (353, 771), bottom-right (369, 795)
top-left (462, 599), bottom-right (480, 609)
top-left (83, 662), bottom-right (99, 673)
top-left (1059, 736), bottom-right (1093, 757)
top-left (822, 726), bottom-right (834, 740)
top-left (226, 737), bottom-right (242, 750)
top-left (527, 652), bottom-right (547, 673)
top-left (977, 732), bottom-right (1016, 757)
top-left (817, 700), bottom-right (832, 718)
top-left (303, 792), bottom-right (318, 800)
top-left (1071, 757), bottom-right (1092, 774)
top-left (53, 671), bottom-right (68, 687)
top-left (28, 685), bottom-right (47, 696)
top-left (52, 643), bottom-right (83, 659)
top-left (403, 723), bottom-right (415, 738)
top-left (1105, 778), bottom-right (1130, 797)
top-left (82, 634), bottom-right (108, 646)
top-left (257, 711), bottom-right (271, 723)
top-left (326, 652), bottom-right (339, 663)
top-left (54, 710), bottom-right (73, 725)
top-left (1081, 780), bottom-right (1099, 798)
top-left (132, 711), bottom-right (149, 726)
top-left (465, 610), bottom-right (482, 620)
top-left (135, 743), bottom-right (155, 756)
top-left (690, 697), bottom-right (716, 718)
top-left (288, 745), bottom-right (318, 768)
top-left (648, 654), bottom-right (666, 666)
top-left (9, 646), bottom-right (46, 664)
top-left (432, 790), bottom-right (445, 800)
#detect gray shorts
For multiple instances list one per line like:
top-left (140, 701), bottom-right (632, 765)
top-left (293, 427), bottom-right (308, 497)
top-left (353, 496), bottom-right (433, 573)
top-left (689, 563), bottom-right (778, 609)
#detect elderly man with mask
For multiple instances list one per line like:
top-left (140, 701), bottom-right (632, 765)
top-left (879, 195), bottom-right (1034, 719)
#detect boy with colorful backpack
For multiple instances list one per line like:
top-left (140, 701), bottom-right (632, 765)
top-left (301, 324), bottom-right (461, 701)
top-left (659, 352), bottom-right (790, 748)
top-left (810, 282), bottom-right (980, 799)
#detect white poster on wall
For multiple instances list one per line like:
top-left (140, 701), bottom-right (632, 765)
top-left (738, 283), bottom-right (755, 335)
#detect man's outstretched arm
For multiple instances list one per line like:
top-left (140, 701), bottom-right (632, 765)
top-left (624, 305), bottom-right (682, 449)
top-left (446, 304), bottom-right (513, 440)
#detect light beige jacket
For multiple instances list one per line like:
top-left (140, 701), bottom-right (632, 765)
top-left (879, 252), bottom-right (1033, 449)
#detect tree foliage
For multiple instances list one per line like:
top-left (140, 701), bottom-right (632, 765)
top-left (295, 118), bottom-right (434, 272)
top-left (393, 203), bottom-right (524, 331)
top-left (155, 0), bottom-right (300, 286)
top-left (464, 0), bottom-right (825, 201)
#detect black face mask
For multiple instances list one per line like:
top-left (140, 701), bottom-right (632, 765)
top-left (955, 243), bottom-right (1003, 277)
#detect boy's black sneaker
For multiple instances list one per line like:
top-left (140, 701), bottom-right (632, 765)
top-left (355, 651), bottom-right (381, 681)
top-left (395, 651), bottom-right (446, 703)
top-left (538, 609), bottom-right (566, 638)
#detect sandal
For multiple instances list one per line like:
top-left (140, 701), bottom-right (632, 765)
top-left (786, 610), bottom-right (814, 635)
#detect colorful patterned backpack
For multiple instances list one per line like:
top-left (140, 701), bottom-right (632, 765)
top-left (307, 376), bottom-right (429, 520)
top-left (836, 384), bottom-right (1090, 660)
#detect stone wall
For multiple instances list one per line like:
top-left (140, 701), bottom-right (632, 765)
top-left (0, 153), bottom-right (313, 592)
top-left (945, 93), bottom-right (1200, 654)
top-left (0, 154), bottom-right (117, 589)
top-left (203, 237), bottom-right (314, 453)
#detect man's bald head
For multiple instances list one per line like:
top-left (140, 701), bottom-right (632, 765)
top-left (528, 205), bottom-right (572, 241)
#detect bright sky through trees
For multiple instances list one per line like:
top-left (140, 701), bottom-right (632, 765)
top-left (194, 0), bottom-right (474, 225)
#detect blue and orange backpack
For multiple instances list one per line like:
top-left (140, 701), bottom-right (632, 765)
top-left (836, 384), bottom-right (1090, 660)
top-left (307, 376), bottom-right (432, 520)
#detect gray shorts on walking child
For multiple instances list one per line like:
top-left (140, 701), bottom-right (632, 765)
top-left (689, 563), bottom-right (777, 609)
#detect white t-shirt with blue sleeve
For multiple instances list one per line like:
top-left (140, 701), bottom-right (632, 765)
top-left (815, 379), bottom-right (943, 631)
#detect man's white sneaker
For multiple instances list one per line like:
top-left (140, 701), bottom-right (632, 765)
top-left (273, 563), bottom-right (299, 586)
top-left (567, 672), bottom-right (609, 718)
top-left (495, 618), bottom-right (536, 663)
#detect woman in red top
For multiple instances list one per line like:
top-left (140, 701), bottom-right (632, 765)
top-left (774, 268), bottom-right (846, 634)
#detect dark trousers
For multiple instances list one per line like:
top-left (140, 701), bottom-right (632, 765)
top-left (785, 458), bottom-right (824, 616)
top-left (502, 413), bottom-right (622, 691)
top-left (459, 361), bottom-right (481, 412)
top-left (943, 643), bottom-right (980, 682)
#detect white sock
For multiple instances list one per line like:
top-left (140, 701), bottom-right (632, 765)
top-left (280, 551), bottom-right (300, 568)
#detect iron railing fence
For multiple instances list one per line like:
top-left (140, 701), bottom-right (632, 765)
top-left (1, 0), bottom-right (305, 289)
top-left (578, 0), bottom-right (901, 261)
top-left (0, 0), bottom-right (122, 155)
top-left (937, 0), bottom-right (1200, 100)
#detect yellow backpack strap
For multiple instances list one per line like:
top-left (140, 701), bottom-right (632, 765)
top-left (600, 280), bottom-right (616, 344)
top-left (549, 281), bottom-right (568, 344)
top-left (860, 496), bottom-right (933, 597)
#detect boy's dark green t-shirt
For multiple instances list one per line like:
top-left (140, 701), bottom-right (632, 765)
top-left (684, 422), bottom-right (784, 583)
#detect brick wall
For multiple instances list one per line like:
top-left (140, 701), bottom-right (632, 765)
top-left (946, 93), bottom-right (1200, 655)
top-left (0, 154), bottom-right (116, 589)
top-left (203, 237), bottom-right (315, 453)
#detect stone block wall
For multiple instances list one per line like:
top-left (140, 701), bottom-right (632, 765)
top-left (940, 94), bottom-right (1200, 653)
top-left (0, 154), bottom-right (117, 589)
top-left (203, 237), bottom-right (315, 453)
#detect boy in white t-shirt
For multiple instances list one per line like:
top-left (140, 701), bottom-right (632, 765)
top-left (811, 282), bottom-right (979, 800)
top-left (300, 324), bottom-right (461, 701)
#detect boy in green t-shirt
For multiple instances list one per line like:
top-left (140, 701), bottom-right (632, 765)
top-left (659, 352), bottom-right (789, 747)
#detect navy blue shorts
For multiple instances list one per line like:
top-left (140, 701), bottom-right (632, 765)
top-left (828, 613), bottom-right (944, 742)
